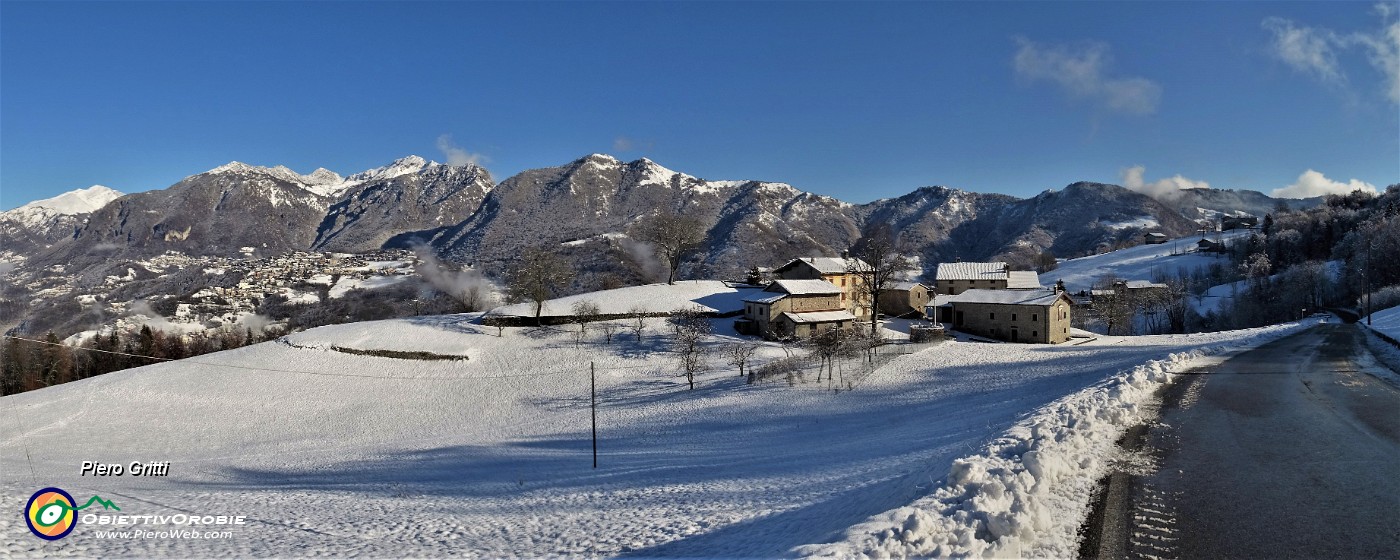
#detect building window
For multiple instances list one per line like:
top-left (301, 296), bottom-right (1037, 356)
top-left (990, 312), bottom-right (996, 320)
top-left (1032, 314), bottom-right (1038, 321)
top-left (1012, 313), bottom-right (1017, 321)
top-left (841, 278), bottom-right (846, 286)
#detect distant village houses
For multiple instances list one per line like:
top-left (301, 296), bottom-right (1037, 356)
top-left (1220, 215), bottom-right (1258, 231)
top-left (1197, 238), bottom-right (1228, 253)
top-left (1144, 232), bottom-right (1168, 245)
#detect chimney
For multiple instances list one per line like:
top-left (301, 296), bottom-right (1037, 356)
top-left (1055, 279), bottom-right (1065, 294)
top-left (841, 249), bottom-right (849, 259)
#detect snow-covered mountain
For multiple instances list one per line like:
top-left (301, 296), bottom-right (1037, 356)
top-left (0, 184), bottom-right (123, 226)
top-left (12, 154), bottom-right (1324, 288)
top-left (29, 157), bottom-right (491, 268)
top-left (0, 185), bottom-right (124, 256)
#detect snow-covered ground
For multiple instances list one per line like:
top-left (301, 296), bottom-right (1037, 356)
top-left (1050, 230), bottom-right (1248, 292)
top-left (491, 280), bottom-right (762, 317)
top-left (1360, 305), bottom-right (1400, 388)
top-left (1, 303), bottom-right (1318, 557)
top-left (327, 274), bottom-right (410, 298)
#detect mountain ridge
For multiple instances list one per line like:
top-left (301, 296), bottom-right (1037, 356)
top-left (7, 154), bottom-right (1324, 287)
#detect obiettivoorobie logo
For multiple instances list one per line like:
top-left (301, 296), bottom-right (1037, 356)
top-left (24, 487), bottom-right (120, 540)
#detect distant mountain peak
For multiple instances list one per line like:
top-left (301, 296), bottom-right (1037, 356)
top-left (6, 185), bottom-right (123, 216)
top-left (346, 155), bottom-right (439, 184)
top-left (1, 185), bottom-right (124, 230)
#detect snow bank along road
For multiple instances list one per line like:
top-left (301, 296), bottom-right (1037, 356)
top-left (1118, 323), bottom-right (1400, 559)
top-left (0, 314), bottom-right (1312, 557)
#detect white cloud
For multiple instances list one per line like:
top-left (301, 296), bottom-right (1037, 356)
top-left (1120, 165), bottom-right (1211, 200)
top-left (1270, 169), bottom-right (1378, 199)
top-left (1353, 6), bottom-right (1400, 103)
top-left (613, 136), bottom-right (634, 152)
top-left (435, 134), bottom-right (488, 167)
top-left (1263, 6), bottom-right (1400, 105)
top-left (1013, 38), bottom-right (1161, 115)
top-left (1262, 17), bottom-right (1345, 84)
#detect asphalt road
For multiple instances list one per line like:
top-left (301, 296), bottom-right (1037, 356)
top-left (1119, 324), bottom-right (1400, 559)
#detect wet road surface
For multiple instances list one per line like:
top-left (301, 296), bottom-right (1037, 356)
top-left (1123, 324), bottom-right (1400, 559)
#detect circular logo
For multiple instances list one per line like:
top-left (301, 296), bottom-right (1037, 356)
top-left (25, 487), bottom-right (77, 540)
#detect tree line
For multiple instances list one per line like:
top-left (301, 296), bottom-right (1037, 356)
top-left (1, 326), bottom-right (263, 396)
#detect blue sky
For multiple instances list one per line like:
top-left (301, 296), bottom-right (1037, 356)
top-left (2, 1), bottom-right (1396, 210)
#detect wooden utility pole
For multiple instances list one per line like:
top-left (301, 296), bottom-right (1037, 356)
top-left (591, 362), bottom-right (597, 469)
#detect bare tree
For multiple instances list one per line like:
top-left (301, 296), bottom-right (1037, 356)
top-left (806, 328), bottom-right (848, 383)
top-left (671, 307), bottom-right (712, 390)
top-left (631, 211), bottom-right (706, 284)
top-left (570, 301), bottom-right (600, 347)
top-left (627, 305), bottom-right (648, 341)
top-left (725, 341), bottom-right (760, 377)
top-left (847, 225), bottom-right (917, 336)
top-left (599, 322), bottom-right (621, 344)
top-left (481, 313), bottom-right (507, 337)
top-left (1090, 275), bottom-right (1136, 335)
top-left (506, 246), bottom-right (572, 326)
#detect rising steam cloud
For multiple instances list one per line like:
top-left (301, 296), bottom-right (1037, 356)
top-left (410, 243), bottom-right (500, 309)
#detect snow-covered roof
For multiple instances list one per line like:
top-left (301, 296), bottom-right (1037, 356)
top-left (743, 293), bottom-right (787, 304)
top-left (776, 257), bottom-right (868, 275)
top-left (935, 262), bottom-right (1009, 281)
top-left (782, 310), bottom-right (857, 324)
top-left (1007, 271), bottom-right (1042, 289)
top-left (886, 281), bottom-right (925, 291)
top-left (768, 279), bottom-right (842, 295)
top-left (928, 289), bottom-right (1067, 307)
top-left (1123, 281), bottom-right (1168, 289)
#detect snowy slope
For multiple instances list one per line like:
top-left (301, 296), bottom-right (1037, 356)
top-left (1367, 304), bottom-right (1400, 341)
top-left (490, 281), bottom-right (762, 317)
top-left (1049, 230), bottom-right (1248, 292)
top-left (1360, 305), bottom-right (1400, 388)
top-left (0, 305), bottom-right (1317, 557)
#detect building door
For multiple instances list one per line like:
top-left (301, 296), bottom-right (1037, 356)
top-left (1011, 328), bottom-right (1019, 342)
top-left (955, 310), bottom-right (964, 326)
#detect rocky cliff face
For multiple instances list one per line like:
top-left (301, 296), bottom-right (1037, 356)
top-left (313, 159), bottom-right (494, 252)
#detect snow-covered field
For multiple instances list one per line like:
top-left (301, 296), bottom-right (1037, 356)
top-left (491, 280), bottom-right (761, 317)
top-left (1051, 230), bottom-right (1248, 292)
top-left (1, 305), bottom-right (1318, 557)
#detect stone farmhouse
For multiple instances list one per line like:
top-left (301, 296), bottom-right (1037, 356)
top-left (736, 279), bottom-right (856, 339)
top-left (932, 262), bottom-right (1042, 295)
top-left (1144, 232), bottom-right (1168, 244)
top-left (879, 281), bottom-right (930, 318)
top-left (773, 257), bottom-right (872, 321)
top-left (926, 288), bottom-right (1074, 344)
